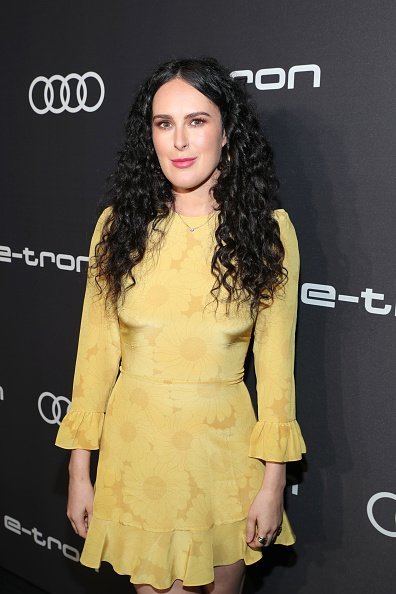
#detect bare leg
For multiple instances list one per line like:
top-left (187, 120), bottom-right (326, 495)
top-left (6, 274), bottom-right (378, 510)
top-left (134, 579), bottom-right (203, 594)
top-left (201, 559), bottom-right (246, 594)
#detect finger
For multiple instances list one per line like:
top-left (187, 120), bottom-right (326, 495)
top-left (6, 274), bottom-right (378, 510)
top-left (257, 526), bottom-right (280, 547)
top-left (84, 508), bottom-right (93, 531)
top-left (254, 525), bottom-right (267, 548)
top-left (255, 533), bottom-right (269, 548)
top-left (70, 519), bottom-right (78, 535)
top-left (72, 516), bottom-right (88, 538)
top-left (267, 525), bottom-right (282, 545)
top-left (245, 515), bottom-right (257, 543)
top-left (87, 510), bottom-right (93, 529)
top-left (269, 532), bottom-right (278, 545)
top-left (269, 524), bottom-right (282, 544)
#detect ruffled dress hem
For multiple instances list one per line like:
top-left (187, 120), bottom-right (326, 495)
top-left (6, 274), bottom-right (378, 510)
top-left (79, 513), bottom-right (296, 589)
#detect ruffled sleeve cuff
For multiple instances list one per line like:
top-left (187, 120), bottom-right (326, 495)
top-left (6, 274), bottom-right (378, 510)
top-left (54, 410), bottom-right (105, 450)
top-left (248, 419), bottom-right (307, 462)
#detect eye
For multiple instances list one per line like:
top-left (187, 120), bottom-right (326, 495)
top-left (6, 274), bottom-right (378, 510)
top-left (156, 121), bottom-right (171, 128)
top-left (154, 118), bottom-right (206, 129)
top-left (190, 118), bottom-right (206, 126)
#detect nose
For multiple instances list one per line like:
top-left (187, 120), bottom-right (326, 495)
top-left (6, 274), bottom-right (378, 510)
top-left (173, 125), bottom-right (189, 150)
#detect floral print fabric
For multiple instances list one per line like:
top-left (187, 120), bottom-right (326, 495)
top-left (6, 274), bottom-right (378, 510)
top-left (55, 206), bottom-right (306, 588)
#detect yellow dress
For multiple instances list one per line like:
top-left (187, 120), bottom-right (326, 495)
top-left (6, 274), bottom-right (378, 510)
top-left (55, 206), bottom-right (306, 589)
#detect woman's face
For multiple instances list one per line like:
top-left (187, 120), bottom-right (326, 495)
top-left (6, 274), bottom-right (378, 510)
top-left (151, 78), bottom-right (227, 193)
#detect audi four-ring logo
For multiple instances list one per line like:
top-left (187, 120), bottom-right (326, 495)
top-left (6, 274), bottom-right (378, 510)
top-left (38, 391), bottom-right (71, 425)
top-left (28, 72), bottom-right (105, 114)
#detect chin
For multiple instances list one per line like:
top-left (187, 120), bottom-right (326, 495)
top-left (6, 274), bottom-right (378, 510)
top-left (167, 174), bottom-right (205, 189)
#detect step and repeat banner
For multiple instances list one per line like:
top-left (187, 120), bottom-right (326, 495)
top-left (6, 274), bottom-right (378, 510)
top-left (1, 1), bottom-right (395, 593)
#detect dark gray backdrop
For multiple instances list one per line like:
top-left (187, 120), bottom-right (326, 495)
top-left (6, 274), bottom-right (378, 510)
top-left (1, 1), bottom-right (395, 593)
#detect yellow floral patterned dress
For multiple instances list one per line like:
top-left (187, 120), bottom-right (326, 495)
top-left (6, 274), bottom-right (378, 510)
top-left (55, 205), bottom-right (306, 589)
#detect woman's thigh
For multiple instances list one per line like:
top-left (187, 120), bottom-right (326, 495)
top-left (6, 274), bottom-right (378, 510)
top-left (201, 559), bottom-right (246, 594)
top-left (133, 580), bottom-right (202, 593)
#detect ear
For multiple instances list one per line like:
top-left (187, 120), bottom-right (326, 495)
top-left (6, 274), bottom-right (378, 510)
top-left (221, 129), bottom-right (228, 147)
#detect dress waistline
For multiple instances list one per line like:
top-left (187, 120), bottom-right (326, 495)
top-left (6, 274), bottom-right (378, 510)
top-left (119, 365), bottom-right (244, 385)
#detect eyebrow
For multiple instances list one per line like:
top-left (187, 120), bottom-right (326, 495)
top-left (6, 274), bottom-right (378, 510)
top-left (152, 111), bottom-right (212, 121)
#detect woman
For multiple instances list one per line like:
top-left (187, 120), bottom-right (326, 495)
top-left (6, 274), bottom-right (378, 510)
top-left (55, 56), bottom-right (306, 594)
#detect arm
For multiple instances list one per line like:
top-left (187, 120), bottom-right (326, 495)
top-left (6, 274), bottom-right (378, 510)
top-left (55, 206), bottom-right (122, 451)
top-left (246, 209), bottom-right (306, 548)
top-left (248, 208), bottom-right (306, 465)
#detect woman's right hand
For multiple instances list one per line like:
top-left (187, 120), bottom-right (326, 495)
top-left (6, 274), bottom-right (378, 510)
top-left (66, 449), bottom-right (94, 538)
top-left (66, 476), bottom-right (94, 538)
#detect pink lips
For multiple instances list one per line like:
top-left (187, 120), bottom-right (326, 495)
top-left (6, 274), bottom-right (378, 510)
top-left (171, 157), bottom-right (197, 169)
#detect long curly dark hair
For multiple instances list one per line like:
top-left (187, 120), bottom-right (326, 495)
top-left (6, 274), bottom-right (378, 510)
top-left (93, 56), bottom-right (287, 320)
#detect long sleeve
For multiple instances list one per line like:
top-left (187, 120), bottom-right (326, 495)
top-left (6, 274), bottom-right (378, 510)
top-left (55, 206), bottom-right (121, 450)
top-left (248, 208), bottom-right (307, 462)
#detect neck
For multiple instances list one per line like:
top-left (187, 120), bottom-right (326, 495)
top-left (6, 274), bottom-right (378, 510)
top-left (168, 199), bottom-right (218, 217)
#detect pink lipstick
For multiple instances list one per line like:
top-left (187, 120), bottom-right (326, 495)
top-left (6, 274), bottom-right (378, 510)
top-left (171, 157), bottom-right (197, 169)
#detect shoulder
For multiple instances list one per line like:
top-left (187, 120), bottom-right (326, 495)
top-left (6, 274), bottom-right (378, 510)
top-left (273, 207), bottom-right (291, 226)
top-left (272, 208), bottom-right (299, 263)
top-left (96, 205), bottom-right (113, 227)
top-left (273, 208), bottom-right (296, 237)
top-left (88, 206), bottom-right (114, 255)
top-left (92, 205), bottom-right (113, 236)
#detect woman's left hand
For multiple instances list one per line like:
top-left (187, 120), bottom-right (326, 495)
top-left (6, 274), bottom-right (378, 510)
top-left (246, 487), bottom-right (284, 548)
